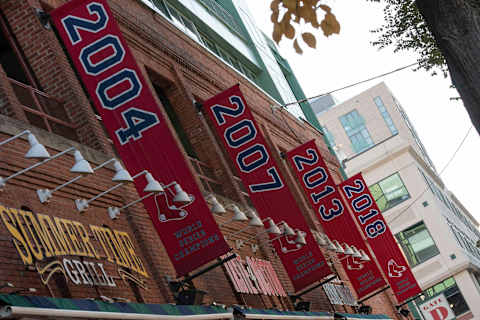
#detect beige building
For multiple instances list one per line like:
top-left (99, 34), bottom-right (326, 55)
top-left (316, 82), bottom-right (480, 319)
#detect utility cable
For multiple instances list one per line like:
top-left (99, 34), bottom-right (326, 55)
top-left (272, 62), bottom-right (419, 146)
top-left (388, 126), bottom-right (472, 225)
top-left (439, 126), bottom-right (472, 175)
top-left (277, 62), bottom-right (419, 108)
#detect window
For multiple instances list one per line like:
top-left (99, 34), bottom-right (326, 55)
top-left (396, 222), bottom-right (439, 267)
top-left (164, 3), bottom-right (201, 42)
top-left (148, 0), bottom-right (170, 17)
top-left (415, 277), bottom-right (470, 317)
top-left (196, 0), bottom-right (244, 37)
top-left (199, 33), bottom-right (219, 55)
top-left (152, 84), bottom-right (197, 158)
top-left (369, 173), bottom-right (410, 211)
top-left (0, 10), bottom-right (78, 141)
top-left (0, 14), bottom-right (36, 86)
top-left (339, 110), bottom-right (373, 153)
top-left (374, 96), bottom-right (398, 135)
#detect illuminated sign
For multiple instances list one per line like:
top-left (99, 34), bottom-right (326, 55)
top-left (0, 205), bottom-right (148, 288)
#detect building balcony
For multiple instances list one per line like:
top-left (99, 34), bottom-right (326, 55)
top-left (2, 76), bottom-right (79, 142)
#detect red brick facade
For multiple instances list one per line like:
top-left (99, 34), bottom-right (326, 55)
top-left (0, 0), bottom-right (403, 318)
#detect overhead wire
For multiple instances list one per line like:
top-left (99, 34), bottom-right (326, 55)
top-left (272, 62), bottom-right (420, 144)
top-left (277, 62), bottom-right (420, 108)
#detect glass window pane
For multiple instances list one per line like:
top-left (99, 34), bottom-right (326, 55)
top-left (397, 222), bottom-right (439, 266)
top-left (370, 173), bottom-right (410, 211)
top-left (151, 0), bottom-right (170, 17)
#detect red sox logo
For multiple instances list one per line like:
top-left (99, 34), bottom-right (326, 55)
top-left (277, 230), bottom-right (306, 254)
top-left (346, 256), bottom-right (365, 271)
top-left (388, 259), bottom-right (406, 278)
top-left (153, 182), bottom-right (194, 223)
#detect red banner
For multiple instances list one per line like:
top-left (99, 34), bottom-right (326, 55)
top-left (339, 173), bottom-right (421, 303)
top-left (286, 140), bottom-right (386, 300)
top-left (203, 85), bottom-right (331, 291)
top-left (51, 0), bottom-right (229, 277)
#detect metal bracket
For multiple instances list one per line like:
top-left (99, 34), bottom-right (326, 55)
top-left (35, 9), bottom-right (51, 29)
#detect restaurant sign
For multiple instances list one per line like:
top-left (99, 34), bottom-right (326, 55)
top-left (0, 205), bottom-right (149, 288)
top-left (224, 255), bottom-right (287, 297)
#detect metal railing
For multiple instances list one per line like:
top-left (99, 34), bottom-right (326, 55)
top-left (9, 77), bottom-right (78, 141)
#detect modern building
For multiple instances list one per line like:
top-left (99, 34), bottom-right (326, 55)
top-left (0, 0), bottom-right (403, 319)
top-left (318, 82), bottom-right (480, 319)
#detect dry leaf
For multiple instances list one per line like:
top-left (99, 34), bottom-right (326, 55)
top-left (285, 22), bottom-right (295, 39)
top-left (293, 38), bottom-right (303, 54)
top-left (320, 11), bottom-right (340, 36)
top-left (319, 4), bottom-right (331, 13)
top-left (270, 0), bottom-right (281, 11)
top-left (282, 0), bottom-right (297, 10)
top-left (271, 10), bottom-right (279, 23)
top-left (273, 23), bottom-right (282, 43)
top-left (298, 6), bottom-right (316, 23)
top-left (302, 32), bottom-right (316, 48)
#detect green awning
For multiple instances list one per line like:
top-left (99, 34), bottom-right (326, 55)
top-left (0, 294), bottom-right (233, 319)
top-left (233, 307), bottom-right (392, 320)
top-left (334, 312), bottom-right (392, 320)
top-left (234, 307), bottom-right (331, 319)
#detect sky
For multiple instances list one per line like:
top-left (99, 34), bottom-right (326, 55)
top-left (246, 1), bottom-right (480, 222)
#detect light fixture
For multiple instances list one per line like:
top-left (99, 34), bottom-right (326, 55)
top-left (316, 233), bottom-right (328, 246)
top-left (230, 205), bottom-right (248, 221)
top-left (172, 183), bottom-right (191, 204)
top-left (75, 170), bottom-right (161, 212)
top-left (220, 205), bottom-right (248, 226)
top-left (333, 240), bottom-right (345, 254)
top-left (205, 194), bottom-right (226, 214)
top-left (144, 172), bottom-right (164, 193)
top-left (226, 211), bottom-right (263, 241)
top-left (247, 210), bottom-right (263, 227)
top-left (326, 237), bottom-right (337, 252)
top-left (25, 133), bottom-right (50, 160)
top-left (279, 221), bottom-right (295, 236)
top-left (267, 222), bottom-right (297, 243)
top-left (37, 158), bottom-right (129, 203)
top-left (9, 287), bottom-right (37, 295)
top-left (295, 230), bottom-right (307, 245)
top-left (350, 245), bottom-right (362, 258)
top-left (0, 282), bottom-right (13, 290)
top-left (0, 146), bottom-right (90, 191)
top-left (111, 160), bottom-right (133, 182)
top-left (231, 216), bottom-right (281, 249)
top-left (70, 150), bottom-right (94, 174)
top-left (265, 218), bottom-right (281, 235)
top-left (359, 249), bottom-right (371, 261)
top-left (0, 130), bottom-right (50, 160)
top-left (342, 243), bottom-right (355, 256)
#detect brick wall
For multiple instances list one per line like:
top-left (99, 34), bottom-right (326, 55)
top-left (0, 0), bottom-right (401, 316)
